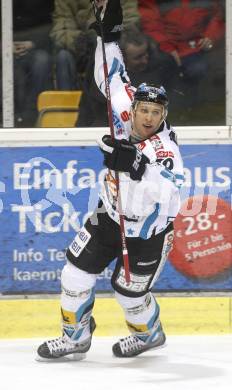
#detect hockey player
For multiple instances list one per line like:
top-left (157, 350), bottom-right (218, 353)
top-left (37, 0), bottom-right (184, 360)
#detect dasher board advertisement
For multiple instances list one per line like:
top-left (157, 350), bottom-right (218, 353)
top-left (0, 144), bottom-right (231, 294)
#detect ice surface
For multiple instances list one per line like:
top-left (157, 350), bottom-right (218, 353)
top-left (0, 336), bottom-right (231, 390)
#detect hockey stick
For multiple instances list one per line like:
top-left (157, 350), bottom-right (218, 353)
top-left (94, 4), bottom-right (131, 283)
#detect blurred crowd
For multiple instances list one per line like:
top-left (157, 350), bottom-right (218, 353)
top-left (0, 0), bottom-right (226, 127)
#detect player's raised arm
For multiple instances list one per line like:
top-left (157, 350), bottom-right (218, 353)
top-left (91, 0), bottom-right (133, 138)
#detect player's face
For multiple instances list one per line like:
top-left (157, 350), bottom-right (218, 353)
top-left (132, 102), bottom-right (164, 139)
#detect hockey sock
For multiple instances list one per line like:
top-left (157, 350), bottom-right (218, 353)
top-left (115, 291), bottom-right (162, 343)
top-left (61, 261), bottom-right (97, 343)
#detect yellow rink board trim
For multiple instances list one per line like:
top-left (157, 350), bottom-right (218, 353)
top-left (0, 297), bottom-right (231, 339)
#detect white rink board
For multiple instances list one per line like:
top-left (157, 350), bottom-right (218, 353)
top-left (0, 126), bottom-right (231, 147)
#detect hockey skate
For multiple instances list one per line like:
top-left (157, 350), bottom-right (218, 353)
top-left (36, 316), bottom-right (96, 361)
top-left (112, 325), bottom-right (166, 358)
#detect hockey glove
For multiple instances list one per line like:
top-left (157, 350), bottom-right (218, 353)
top-left (90, 0), bottom-right (123, 42)
top-left (99, 135), bottom-right (150, 181)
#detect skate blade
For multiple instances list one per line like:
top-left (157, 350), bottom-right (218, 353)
top-left (35, 352), bottom-right (86, 363)
top-left (152, 341), bottom-right (167, 351)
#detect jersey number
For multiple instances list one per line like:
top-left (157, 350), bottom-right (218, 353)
top-left (156, 157), bottom-right (174, 170)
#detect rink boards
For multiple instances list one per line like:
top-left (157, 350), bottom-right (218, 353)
top-left (0, 127), bottom-right (231, 337)
top-left (0, 296), bottom-right (232, 338)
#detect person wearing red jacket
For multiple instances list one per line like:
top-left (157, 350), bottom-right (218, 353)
top-left (138, 0), bottom-right (225, 109)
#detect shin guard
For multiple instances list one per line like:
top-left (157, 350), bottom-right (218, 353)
top-left (61, 261), bottom-right (97, 343)
top-left (115, 291), bottom-right (163, 342)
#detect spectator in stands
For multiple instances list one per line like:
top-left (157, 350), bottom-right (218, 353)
top-left (120, 27), bottom-right (175, 88)
top-left (138, 0), bottom-right (225, 110)
top-left (77, 27), bottom-right (175, 127)
top-left (13, 0), bottom-right (54, 127)
top-left (50, 0), bottom-right (141, 91)
top-left (50, 0), bottom-right (95, 91)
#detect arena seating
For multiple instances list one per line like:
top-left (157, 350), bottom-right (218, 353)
top-left (37, 91), bottom-right (82, 127)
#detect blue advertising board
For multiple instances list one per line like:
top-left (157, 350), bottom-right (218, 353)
top-left (0, 144), bottom-right (231, 294)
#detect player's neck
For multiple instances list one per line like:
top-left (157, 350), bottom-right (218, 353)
top-left (130, 132), bottom-right (144, 144)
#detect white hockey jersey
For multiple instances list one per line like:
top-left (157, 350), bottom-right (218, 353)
top-left (95, 38), bottom-right (184, 239)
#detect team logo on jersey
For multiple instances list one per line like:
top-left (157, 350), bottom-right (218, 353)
top-left (156, 150), bottom-right (174, 158)
top-left (112, 110), bottom-right (124, 135)
top-left (150, 134), bottom-right (164, 151)
top-left (124, 84), bottom-right (134, 101)
top-left (137, 141), bottom-right (146, 151)
top-left (121, 110), bottom-right (130, 122)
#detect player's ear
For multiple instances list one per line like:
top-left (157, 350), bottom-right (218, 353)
top-left (130, 108), bottom-right (134, 123)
